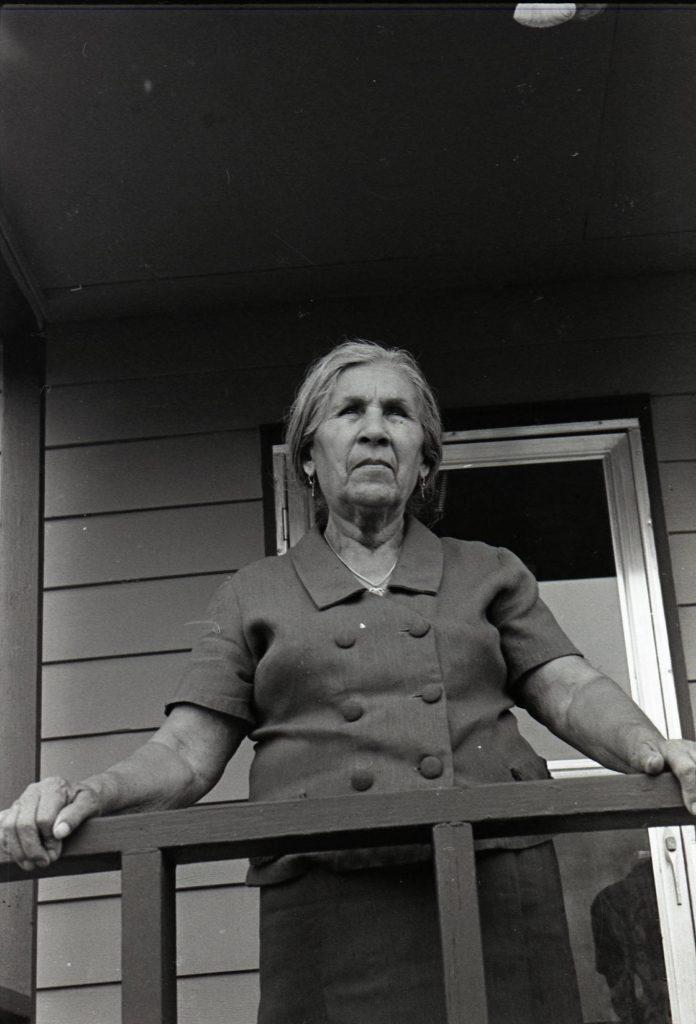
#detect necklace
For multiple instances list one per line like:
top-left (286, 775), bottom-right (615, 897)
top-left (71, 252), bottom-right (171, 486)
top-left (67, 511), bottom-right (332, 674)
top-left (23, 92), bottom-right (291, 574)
top-left (324, 533), bottom-right (398, 595)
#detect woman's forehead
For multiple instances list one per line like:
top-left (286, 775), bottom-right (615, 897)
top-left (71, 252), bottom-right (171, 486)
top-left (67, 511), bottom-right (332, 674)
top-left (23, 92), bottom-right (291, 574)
top-left (330, 362), bottom-right (418, 401)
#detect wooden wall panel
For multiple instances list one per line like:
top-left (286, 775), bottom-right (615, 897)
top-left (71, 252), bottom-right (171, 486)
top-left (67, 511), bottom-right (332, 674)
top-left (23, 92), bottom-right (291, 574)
top-left (39, 860), bottom-right (248, 904)
top-left (42, 652), bottom-right (189, 738)
top-left (177, 887), bottom-right (259, 976)
top-left (46, 332), bottom-right (696, 447)
top-left (43, 573), bottom-right (230, 662)
top-left (46, 304), bottom-right (323, 384)
top-left (37, 897), bottom-right (120, 988)
top-left (37, 972), bottom-right (260, 1024)
top-left (41, 731), bottom-right (155, 781)
top-left (37, 888), bottom-right (258, 988)
top-left (45, 430), bottom-right (261, 516)
top-left (41, 734), bottom-right (252, 802)
top-left (177, 972), bottom-right (260, 1024)
top-left (669, 534), bottom-right (696, 606)
top-left (37, 983), bottom-right (121, 1024)
top-left (679, 606), bottom-right (696, 681)
top-left (659, 463), bottom-right (696, 533)
top-left (46, 365), bottom-right (297, 445)
top-left (652, 395), bottom-right (696, 461)
top-left (44, 501), bottom-right (263, 587)
top-left (44, 274), bottom-right (696, 386)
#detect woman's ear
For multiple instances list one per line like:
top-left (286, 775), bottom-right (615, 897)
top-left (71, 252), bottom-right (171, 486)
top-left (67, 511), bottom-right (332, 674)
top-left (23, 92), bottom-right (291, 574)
top-left (302, 457), bottom-right (315, 479)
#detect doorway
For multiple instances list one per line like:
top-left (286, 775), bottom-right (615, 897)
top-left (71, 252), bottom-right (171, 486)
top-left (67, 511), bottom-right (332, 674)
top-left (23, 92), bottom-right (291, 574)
top-left (272, 417), bottom-right (696, 1023)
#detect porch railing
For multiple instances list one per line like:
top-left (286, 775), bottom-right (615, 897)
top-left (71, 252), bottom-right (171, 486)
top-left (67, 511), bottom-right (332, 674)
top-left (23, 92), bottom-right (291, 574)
top-left (1, 772), bottom-right (692, 1024)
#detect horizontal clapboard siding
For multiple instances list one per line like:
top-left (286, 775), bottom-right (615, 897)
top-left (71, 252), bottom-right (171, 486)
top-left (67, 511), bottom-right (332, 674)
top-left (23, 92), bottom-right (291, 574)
top-left (43, 574), bottom-right (231, 662)
top-left (42, 652), bottom-right (189, 737)
top-left (47, 334), bottom-right (696, 447)
top-left (45, 430), bottom-right (261, 515)
top-left (39, 860), bottom-right (248, 903)
top-left (37, 972), bottom-right (260, 1024)
top-left (651, 394), bottom-right (696, 461)
top-left (659, 462), bottom-right (696, 533)
top-left (37, 886), bottom-right (259, 987)
top-left (669, 534), bottom-right (696, 606)
top-left (44, 501), bottom-right (263, 587)
top-left (38, 404), bottom-right (264, 956)
top-left (680, 607), bottom-right (696, 681)
top-left (44, 274), bottom-right (696, 387)
top-left (651, 393), bottom-right (696, 722)
top-left (46, 365), bottom-right (298, 445)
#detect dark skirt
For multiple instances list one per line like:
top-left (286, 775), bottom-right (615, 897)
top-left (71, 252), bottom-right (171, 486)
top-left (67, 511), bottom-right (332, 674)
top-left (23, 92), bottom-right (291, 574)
top-left (257, 842), bottom-right (583, 1024)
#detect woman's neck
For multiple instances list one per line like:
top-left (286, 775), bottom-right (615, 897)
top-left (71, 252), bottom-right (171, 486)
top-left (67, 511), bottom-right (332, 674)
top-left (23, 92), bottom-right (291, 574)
top-left (324, 510), bottom-right (405, 562)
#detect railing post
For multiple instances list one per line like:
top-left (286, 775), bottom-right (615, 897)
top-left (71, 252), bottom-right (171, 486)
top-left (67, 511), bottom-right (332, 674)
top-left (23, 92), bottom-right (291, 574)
top-left (120, 849), bottom-right (177, 1024)
top-left (433, 822), bottom-right (488, 1024)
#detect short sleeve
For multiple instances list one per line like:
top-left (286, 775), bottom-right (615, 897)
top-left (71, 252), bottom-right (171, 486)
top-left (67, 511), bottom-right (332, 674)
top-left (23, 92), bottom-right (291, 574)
top-left (490, 547), bottom-right (582, 688)
top-left (165, 577), bottom-right (256, 727)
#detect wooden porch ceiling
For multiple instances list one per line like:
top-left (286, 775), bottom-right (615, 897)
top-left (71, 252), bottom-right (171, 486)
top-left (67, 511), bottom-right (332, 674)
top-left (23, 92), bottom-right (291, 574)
top-left (1, 3), bottom-right (696, 324)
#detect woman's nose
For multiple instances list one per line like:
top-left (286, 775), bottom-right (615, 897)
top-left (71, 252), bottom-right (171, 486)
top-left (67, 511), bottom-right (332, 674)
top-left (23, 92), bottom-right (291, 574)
top-left (359, 410), bottom-right (389, 441)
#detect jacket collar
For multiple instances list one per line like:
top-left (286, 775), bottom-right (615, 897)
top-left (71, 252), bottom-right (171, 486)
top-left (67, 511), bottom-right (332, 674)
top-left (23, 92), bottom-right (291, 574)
top-left (290, 515), bottom-right (443, 610)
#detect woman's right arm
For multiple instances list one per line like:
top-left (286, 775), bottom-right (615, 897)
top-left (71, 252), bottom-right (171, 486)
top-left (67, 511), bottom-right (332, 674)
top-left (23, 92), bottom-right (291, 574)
top-left (0, 703), bottom-right (248, 871)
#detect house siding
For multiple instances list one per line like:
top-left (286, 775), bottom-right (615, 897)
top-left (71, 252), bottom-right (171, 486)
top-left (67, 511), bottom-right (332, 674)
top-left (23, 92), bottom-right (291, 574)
top-left (34, 273), bottom-right (696, 1022)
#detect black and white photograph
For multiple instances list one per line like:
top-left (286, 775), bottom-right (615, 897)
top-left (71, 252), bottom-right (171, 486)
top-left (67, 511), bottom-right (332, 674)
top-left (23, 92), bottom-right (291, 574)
top-left (2, 4), bottom-right (696, 1023)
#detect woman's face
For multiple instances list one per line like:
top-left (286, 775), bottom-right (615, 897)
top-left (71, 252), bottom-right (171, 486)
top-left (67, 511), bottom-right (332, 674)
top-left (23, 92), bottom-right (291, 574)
top-left (303, 362), bottom-right (428, 521)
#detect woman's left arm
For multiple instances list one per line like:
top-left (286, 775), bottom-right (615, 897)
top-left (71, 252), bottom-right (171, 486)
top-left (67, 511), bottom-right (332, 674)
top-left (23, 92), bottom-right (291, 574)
top-left (517, 654), bottom-right (696, 815)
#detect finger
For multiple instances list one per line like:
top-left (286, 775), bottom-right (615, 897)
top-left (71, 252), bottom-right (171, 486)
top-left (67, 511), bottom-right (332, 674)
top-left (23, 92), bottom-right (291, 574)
top-left (0, 807), bottom-right (13, 855)
top-left (14, 792), bottom-right (51, 867)
top-left (1, 803), bottom-right (36, 867)
top-left (35, 781), bottom-right (73, 844)
top-left (633, 741), bottom-right (665, 775)
top-left (664, 746), bottom-right (696, 814)
top-left (53, 787), bottom-right (100, 840)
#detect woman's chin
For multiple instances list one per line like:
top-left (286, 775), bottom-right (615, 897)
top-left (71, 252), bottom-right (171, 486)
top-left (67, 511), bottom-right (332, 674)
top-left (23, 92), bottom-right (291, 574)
top-left (344, 483), bottom-right (403, 511)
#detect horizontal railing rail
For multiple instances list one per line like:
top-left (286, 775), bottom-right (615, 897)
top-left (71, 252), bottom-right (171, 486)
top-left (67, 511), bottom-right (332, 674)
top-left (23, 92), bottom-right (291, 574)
top-left (1, 773), bottom-right (692, 1024)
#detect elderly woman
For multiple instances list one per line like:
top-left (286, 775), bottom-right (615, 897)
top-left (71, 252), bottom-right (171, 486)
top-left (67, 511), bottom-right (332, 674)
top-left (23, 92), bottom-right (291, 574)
top-left (2, 339), bottom-right (696, 1024)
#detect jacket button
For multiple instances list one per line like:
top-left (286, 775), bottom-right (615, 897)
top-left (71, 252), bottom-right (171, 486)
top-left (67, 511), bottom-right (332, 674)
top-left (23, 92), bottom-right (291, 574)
top-left (335, 631), bottom-right (356, 649)
top-left (419, 755), bottom-right (443, 780)
top-left (420, 683), bottom-right (443, 704)
top-left (351, 769), bottom-right (374, 792)
top-left (341, 700), bottom-right (364, 722)
top-left (408, 621), bottom-right (431, 638)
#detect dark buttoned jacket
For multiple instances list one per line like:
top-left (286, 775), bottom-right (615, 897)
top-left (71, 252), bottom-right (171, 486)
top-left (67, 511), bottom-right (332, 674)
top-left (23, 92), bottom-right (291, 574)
top-left (168, 516), bottom-right (580, 883)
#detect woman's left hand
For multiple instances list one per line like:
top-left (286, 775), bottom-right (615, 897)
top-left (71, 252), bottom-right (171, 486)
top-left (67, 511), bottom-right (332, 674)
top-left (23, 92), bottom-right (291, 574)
top-left (518, 657), bottom-right (696, 817)
top-left (636, 737), bottom-right (696, 815)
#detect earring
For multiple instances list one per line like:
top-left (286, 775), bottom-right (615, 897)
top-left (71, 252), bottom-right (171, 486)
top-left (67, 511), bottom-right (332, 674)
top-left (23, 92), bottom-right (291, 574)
top-left (419, 474), bottom-right (427, 500)
top-left (306, 474), bottom-right (316, 499)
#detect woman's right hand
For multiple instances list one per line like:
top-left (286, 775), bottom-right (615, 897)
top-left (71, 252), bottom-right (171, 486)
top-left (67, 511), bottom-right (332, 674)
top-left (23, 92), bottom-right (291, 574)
top-left (0, 777), bottom-right (102, 871)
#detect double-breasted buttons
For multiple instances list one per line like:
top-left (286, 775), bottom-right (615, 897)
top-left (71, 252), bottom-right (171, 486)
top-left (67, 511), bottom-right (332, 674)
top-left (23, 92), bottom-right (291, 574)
top-left (334, 631), bottom-right (356, 649)
top-left (408, 621), bottom-right (431, 638)
top-left (341, 700), bottom-right (364, 722)
top-left (351, 769), bottom-right (374, 791)
top-left (419, 755), bottom-right (443, 780)
top-left (420, 683), bottom-right (443, 704)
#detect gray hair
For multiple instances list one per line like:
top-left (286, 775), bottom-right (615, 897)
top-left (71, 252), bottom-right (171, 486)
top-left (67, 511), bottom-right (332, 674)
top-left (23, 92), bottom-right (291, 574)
top-left (285, 339), bottom-right (443, 519)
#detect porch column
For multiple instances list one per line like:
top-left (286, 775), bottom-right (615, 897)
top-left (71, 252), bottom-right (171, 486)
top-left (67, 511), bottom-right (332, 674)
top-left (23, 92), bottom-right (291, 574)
top-left (0, 329), bottom-right (45, 1018)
